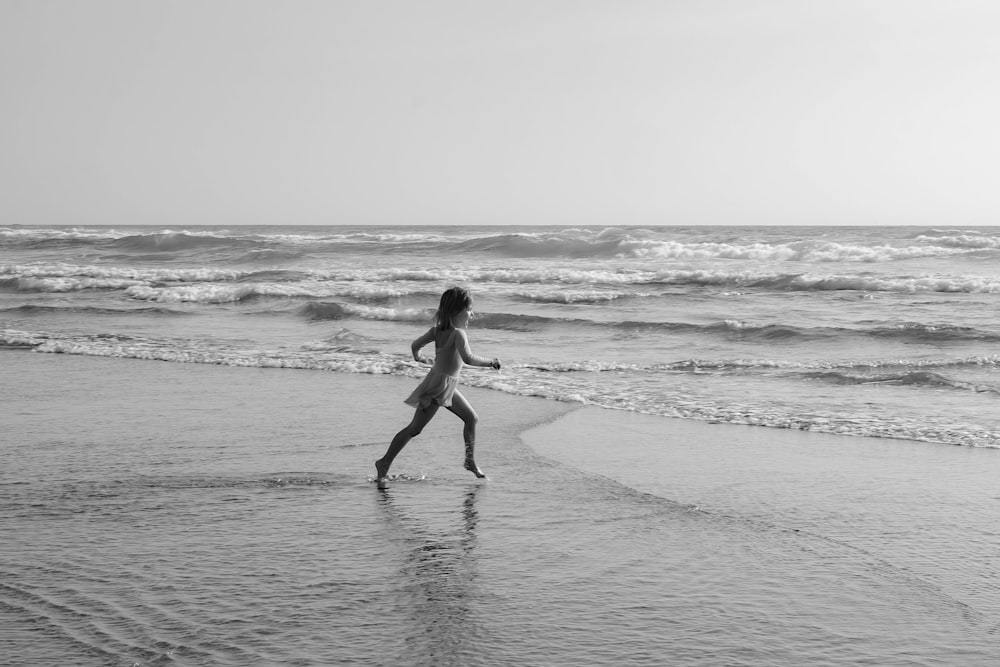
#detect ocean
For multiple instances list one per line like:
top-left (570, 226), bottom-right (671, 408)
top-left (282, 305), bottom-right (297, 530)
top-left (4, 224), bottom-right (1000, 448)
top-left (3, 224), bottom-right (1000, 665)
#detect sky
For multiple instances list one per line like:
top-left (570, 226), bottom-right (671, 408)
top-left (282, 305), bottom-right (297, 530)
top-left (2, 0), bottom-right (999, 227)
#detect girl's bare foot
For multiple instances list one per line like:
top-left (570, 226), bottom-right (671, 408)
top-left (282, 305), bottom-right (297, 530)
top-left (464, 458), bottom-right (487, 479)
top-left (375, 458), bottom-right (390, 488)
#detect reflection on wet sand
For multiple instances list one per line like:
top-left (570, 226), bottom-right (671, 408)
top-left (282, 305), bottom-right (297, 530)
top-left (376, 486), bottom-right (483, 665)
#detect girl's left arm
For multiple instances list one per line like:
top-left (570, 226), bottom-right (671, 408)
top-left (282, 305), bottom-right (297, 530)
top-left (455, 329), bottom-right (500, 369)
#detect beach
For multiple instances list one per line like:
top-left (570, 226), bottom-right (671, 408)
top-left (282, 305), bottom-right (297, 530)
top-left (7, 0), bottom-right (1000, 660)
top-left (4, 223), bottom-right (1000, 664)
top-left (5, 350), bottom-right (1000, 666)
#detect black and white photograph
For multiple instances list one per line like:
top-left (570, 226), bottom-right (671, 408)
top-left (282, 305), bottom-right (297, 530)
top-left (3, 1), bottom-right (1000, 665)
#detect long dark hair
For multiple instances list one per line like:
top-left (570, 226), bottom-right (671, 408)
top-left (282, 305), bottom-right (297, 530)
top-left (435, 287), bottom-right (472, 330)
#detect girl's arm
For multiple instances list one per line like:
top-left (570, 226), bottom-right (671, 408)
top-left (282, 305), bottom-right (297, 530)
top-left (454, 329), bottom-right (500, 369)
top-left (411, 327), bottom-right (436, 362)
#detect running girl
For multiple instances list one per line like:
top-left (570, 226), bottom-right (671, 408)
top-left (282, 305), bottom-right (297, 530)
top-left (375, 287), bottom-right (501, 488)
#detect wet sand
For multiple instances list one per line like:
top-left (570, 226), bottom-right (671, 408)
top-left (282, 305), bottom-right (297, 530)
top-left (4, 351), bottom-right (999, 665)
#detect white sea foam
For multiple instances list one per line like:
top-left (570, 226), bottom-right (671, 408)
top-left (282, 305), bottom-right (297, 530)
top-left (16, 276), bottom-right (147, 292)
top-left (124, 284), bottom-right (263, 303)
top-left (0, 226), bottom-right (129, 240)
top-left (915, 233), bottom-right (1000, 249)
top-left (2, 262), bottom-right (244, 282)
top-left (510, 289), bottom-right (633, 303)
top-left (490, 234), bottom-right (976, 263)
top-left (123, 281), bottom-right (366, 303)
top-left (0, 328), bottom-right (48, 346)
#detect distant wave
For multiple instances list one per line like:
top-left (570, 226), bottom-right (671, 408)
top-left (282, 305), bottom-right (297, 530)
top-left (1, 226), bottom-right (140, 237)
top-left (125, 281), bottom-right (430, 304)
top-left (296, 306), bottom-right (693, 333)
top-left (628, 239), bottom-right (973, 263)
top-left (237, 269), bottom-right (313, 283)
top-left (720, 319), bottom-right (1000, 343)
top-left (803, 370), bottom-right (1000, 394)
top-left (0, 265), bottom-right (425, 301)
top-left (299, 301), bottom-right (431, 322)
top-left (651, 269), bottom-right (1000, 294)
top-left (6, 261), bottom-right (1000, 295)
top-left (125, 284), bottom-right (263, 303)
top-left (231, 250), bottom-right (308, 264)
top-left (867, 322), bottom-right (1000, 342)
top-left (0, 226), bottom-right (127, 243)
top-left (9, 276), bottom-right (148, 292)
top-left (349, 266), bottom-right (1000, 294)
top-left (340, 266), bottom-right (1000, 293)
top-left (511, 289), bottom-right (635, 304)
top-left (290, 302), bottom-right (1000, 345)
top-left (915, 233), bottom-right (1000, 250)
top-left (0, 227), bottom-right (260, 253)
top-left (5, 263), bottom-right (999, 343)
top-left (476, 312), bottom-right (583, 330)
top-left (7, 226), bottom-right (1000, 264)
top-left (401, 308), bottom-right (1000, 344)
top-left (716, 320), bottom-right (823, 340)
top-left (444, 229), bottom-right (998, 262)
top-left (110, 231), bottom-right (259, 253)
top-left (0, 304), bottom-right (187, 316)
top-left (454, 233), bottom-right (630, 259)
top-left (1, 263), bottom-right (244, 283)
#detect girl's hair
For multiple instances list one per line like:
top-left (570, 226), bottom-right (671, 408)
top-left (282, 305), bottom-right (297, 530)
top-left (435, 287), bottom-right (472, 330)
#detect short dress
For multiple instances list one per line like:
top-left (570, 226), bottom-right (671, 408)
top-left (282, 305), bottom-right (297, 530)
top-left (403, 327), bottom-right (469, 409)
top-left (404, 369), bottom-right (460, 409)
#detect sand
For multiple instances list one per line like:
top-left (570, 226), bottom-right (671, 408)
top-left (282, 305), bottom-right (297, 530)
top-left (5, 350), bottom-right (1000, 665)
top-left (525, 406), bottom-right (1000, 624)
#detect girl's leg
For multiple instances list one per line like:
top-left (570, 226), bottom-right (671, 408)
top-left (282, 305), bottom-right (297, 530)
top-left (446, 391), bottom-right (486, 478)
top-left (376, 403), bottom-right (440, 485)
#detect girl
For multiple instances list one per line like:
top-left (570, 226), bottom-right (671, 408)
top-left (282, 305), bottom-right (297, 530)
top-left (375, 287), bottom-right (501, 488)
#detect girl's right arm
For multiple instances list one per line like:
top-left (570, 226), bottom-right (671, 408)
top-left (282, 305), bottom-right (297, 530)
top-left (411, 327), bottom-right (436, 363)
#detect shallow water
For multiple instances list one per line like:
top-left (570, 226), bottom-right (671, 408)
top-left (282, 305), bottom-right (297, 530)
top-left (528, 409), bottom-right (1000, 633)
top-left (4, 353), bottom-right (999, 665)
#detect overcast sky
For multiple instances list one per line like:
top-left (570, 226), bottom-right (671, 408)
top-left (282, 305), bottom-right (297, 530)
top-left (3, 0), bottom-right (999, 226)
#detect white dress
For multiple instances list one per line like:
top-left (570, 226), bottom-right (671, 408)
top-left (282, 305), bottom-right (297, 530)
top-left (404, 369), bottom-right (460, 409)
top-left (403, 327), bottom-right (490, 409)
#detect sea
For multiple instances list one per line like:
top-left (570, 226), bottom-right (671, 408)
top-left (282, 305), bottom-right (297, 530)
top-left (3, 224), bottom-right (1000, 665)
top-left (4, 224), bottom-right (1000, 448)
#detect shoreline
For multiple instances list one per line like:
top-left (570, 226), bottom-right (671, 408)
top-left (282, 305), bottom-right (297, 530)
top-left (9, 344), bottom-right (997, 452)
top-left (3, 348), bottom-right (578, 483)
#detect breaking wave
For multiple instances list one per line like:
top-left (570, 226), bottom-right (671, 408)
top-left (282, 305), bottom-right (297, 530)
top-left (5, 260), bottom-right (1000, 295)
